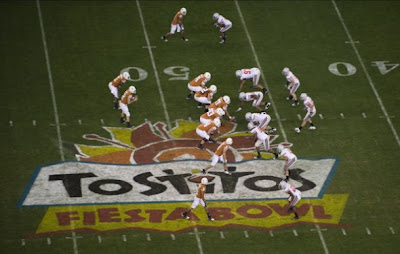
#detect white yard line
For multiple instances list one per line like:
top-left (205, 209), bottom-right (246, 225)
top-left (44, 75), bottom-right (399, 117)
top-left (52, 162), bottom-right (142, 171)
top-left (315, 225), bottom-right (329, 254)
top-left (36, 1), bottom-right (78, 253)
top-left (234, 0), bottom-right (288, 142)
top-left (193, 227), bottom-right (204, 254)
top-left (136, 0), bottom-right (171, 129)
top-left (332, 0), bottom-right (400, 148)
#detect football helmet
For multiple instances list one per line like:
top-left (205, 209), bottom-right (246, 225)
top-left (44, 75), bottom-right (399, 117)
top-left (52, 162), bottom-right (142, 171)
top-left (226, 138), bottom-right (233, 145)
top-left (209, 85), bottom-right (217, 94)
top-left (245, 112), bottom-right (252, 121)
top-left (300, 93), bottom-right (307, 100)
top-left (180, 8), bottom-right (187, 16)
top-left (216, 108), bottom-right (225, 116)
top-left (122, 72), bottom-right (130, 80)
top-left (247, 122), bottom-right (255, 130)
top-left (278, 181), bottom-right (287, 190)
top-left (235, 69), bottom-right (242, 78)
top-left (239, 92), bottom-right (246, 101)
top-left (129, 86), bottom-right (136, 94)
top-left (204, 72), bottom-right (211, 81)
top-left (201, 177), bottom-right (208, 185)
top-left (223, 95), bottom-right (231, 104)
top-left (213, 118), bottom-right (221, 127)
top-left (213, 13), bottom-right (220, 20)
top-left (282, 67), bottom-right (290, 76)
top-left (277, 144), bottom-right (284, 153)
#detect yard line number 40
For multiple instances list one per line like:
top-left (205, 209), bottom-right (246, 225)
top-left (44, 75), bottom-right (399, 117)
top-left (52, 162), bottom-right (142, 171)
top-left (329, 61), bottom-right (399, 76)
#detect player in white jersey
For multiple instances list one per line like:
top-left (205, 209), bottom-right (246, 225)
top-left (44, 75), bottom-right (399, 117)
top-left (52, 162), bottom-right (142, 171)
top-left (277, 144), bottom-right (297, 181)
top-left (282, 67), bottom-right (300, 106)
top-left (248, 122), bottom-right (278, 159)
top-left (245, 112), bottom-right (276, 133)
top-left (236, 92), bottom-right (271, 112)
top-left (236, 67), bottom-right (268, 94)
top-left (213, 13), bottom-right (232, 44)
top-left (278, 181), bottom-right (301, 220)
top-left (295, 93), bottom-right (316, 133)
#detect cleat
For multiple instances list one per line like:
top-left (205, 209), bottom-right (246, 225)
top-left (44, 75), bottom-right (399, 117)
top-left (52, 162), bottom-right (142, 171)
top-left (286, 97), bottom-right (291, 101)
top-left (254, 155), bottom-right (261, 159)
top-left (209, 217), bottom-right (215, 221)
top-left (219, 40), bottom-right (225, 44)
top-left (182, 37), bottom-right (189, 42)
top-left (113, 103), bottom-right (118, 110)
top-left (294, 127), bottom-right (300, 133)
top-left (197, 144), bottom-right (204, 150)
top-left (309, 126), bottom-right (316, 130)
top-left (126, 122), bottom-right (132, 128)
top-left (224, 170), bottom-right (232, 175)
top-left (197, 103), bottom-right (203, 108)
top-left (181, 212), bottom-right (189, 219)
top-left (161, 36), bottom-right (168, 42)
top-left (292, 216), bottom-right (299, 220)
top-left (202, 169), bottom-right (206, 174)
top-left (120, 118), bottom-right (125, 123)
top-left (262, 88), bottom-right (268, 94)
top-left (292, 102), bottom-right (299, 107)
top-left (265, 102), bottom-right (271, 109)
top-left (186, 94), bottom-right (193, 100)
top-left (268, 127), bottom-right (277, 133)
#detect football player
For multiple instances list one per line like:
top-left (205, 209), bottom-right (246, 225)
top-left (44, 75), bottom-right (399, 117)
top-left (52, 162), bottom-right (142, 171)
top-left (196, 118), bottom-right (221, 150)
top-left (119, 86), bottom-right (138, 128)
top-left (278, 181), bottom-right (301, 220)
top-left (237, 91), bottom-right (271, 112)
top-left (108, 72), bottom-right (130, 109)
top-left (282, 67), bottom-right (300, 106)
top-left (194, 85), bottom-right (217, 108)
top-left (236, 68), bottom-right (267, 94)
top-left (245, 112), bottom-right (276, 133)
top-left (187, 72), bottom-right (211, 99)
top-left (182, 177), bottom-right (215, 221)
top-left (294, 93), bottom-right (316, 133)
top-left (162, 7), bottom-right (188, 42)
top-left (212, 13), bottom-right (232, 44)
top-left (200, 108), bottom-right (225, 125)
top-left (277, 144), bottom-right (297, 181)
top-left (208, 95), bottom-right (235, 121)
top-left (202, 138), bottom-right (233, 175)
top-left (248, 122), bottom-right (278, 159)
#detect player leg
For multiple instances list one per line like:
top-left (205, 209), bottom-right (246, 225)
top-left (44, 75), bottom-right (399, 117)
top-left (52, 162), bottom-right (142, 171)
top-left (203, 154), bottom-right (219, 174)
top-left (308, 111), bottom-right (316, 130)
top-left (290, 82), bottom-right (300, 106)
top-left (220, 155), bottom-right (231, 175)
top-left (200, 199), bottom-right (214, 221)
top-left (182, 197), bottom-right (200, 219)
top-left (178, 25), bottom-right (188, 42)
top-left (162, 24), bottom-right (176, 41)
top-left (109, 83), bottom-right (119, 109)
top-left (288, 195), bottom-right (301, 220)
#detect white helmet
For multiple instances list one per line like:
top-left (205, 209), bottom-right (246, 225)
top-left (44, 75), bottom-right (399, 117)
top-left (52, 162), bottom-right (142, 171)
top-left (278, 181), bottom-right (287, 190)
top-left (245, 112), bottom-right (252, 121)
top-left (209, 85), bottom-right (217, 94)
top-left (204, 72), bottom-right (211, 81)
top-left (300, 93), bottom-right (308, 100)
top-left (235, 69), bottom-right (242, 78)
top-left (247, 122), bottom-right (255, 130)
top-left (223, 95), bottom-right (231, 105)
top-left (277, 144), bottom-right (284, 153)
top-left (122, 72), bottom-right (130, 80)
top-left (225, 138), bottom-right (233, 145)
top-left (216, 108), bottom-right (225, 116)
top-left (213, 13), bottom-right (220, 20)
top-left (129, 86), bottom-right (136, 94)
top-left (213, 118), bottom-right (221, 127)
top-left (201, 177), bottom-right (208, 185)
top-left (180, 8), bottom-right (187, 16)
top-left (239, 92), bottom-right (246, 101)
top-left (282, 67), bottom-right (290, 76)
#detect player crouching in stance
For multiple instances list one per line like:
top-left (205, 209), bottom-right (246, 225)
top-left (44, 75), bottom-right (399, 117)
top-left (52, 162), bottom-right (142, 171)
top-left (182, 177), bottom-right (215, 221)
top-left (237, 92), bottom-right (271, 112)
top-left (236, 68), bottom-right (267, 94)
top-left (278, 181), bottom-right (301, 220)
top-left (108, 72), bottom-right (130, 109)
top-left (245, 112), bottom-right (276, 133)
top-left (208, 95), bottom-right (235, 122)
top-left (294, 93), bottom-right (316, 133)
top-left (119, 86), bottom-right (138, 128)
top-left (282, 67), bottom-right (300, 106)
top-left (200, 108), bottom-right (225, 125)
top-left (187, 72), bottom-right (211, 100)
top-left (248, 122), bottom-right (279, 159)
top-left (162, 8), bottom-right (188, 42)
top-left (202, 138), bottom-right (233, 175)
top-left (194, 85), bottom-right (217, 108)
top-left (277, 144), bottom-right (297, 181)
top-left (196, 118), bottom-right (221, 150)
top-left (212, 13), bottom-right (232, 44)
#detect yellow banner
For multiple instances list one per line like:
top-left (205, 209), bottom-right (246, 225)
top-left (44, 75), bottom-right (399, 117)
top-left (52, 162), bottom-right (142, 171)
top-left (36, 194), bottom-right (348, 235)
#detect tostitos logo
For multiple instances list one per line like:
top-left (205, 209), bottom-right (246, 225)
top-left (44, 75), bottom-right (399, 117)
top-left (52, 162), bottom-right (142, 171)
top-left (19, 120), bottom-right (348, 236)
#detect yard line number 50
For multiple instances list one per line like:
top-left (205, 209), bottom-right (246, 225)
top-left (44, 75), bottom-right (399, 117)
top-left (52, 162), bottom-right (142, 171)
top-left (329, 61), bottom-right (399, 76)
top-left (121, 66), bottom-right (190, 82)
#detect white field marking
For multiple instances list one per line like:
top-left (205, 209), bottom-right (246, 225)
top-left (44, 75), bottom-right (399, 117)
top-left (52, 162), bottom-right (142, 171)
top-left (235, 0), bottom-right (287, 142)
top-left (332, 0), bottom-right (400, 148)
top-left (366, 228), bottom-right (371, 235)
top-left (33, 120), bottom-right (36, 126)
top-left (78, 119), bottom-right (82, 125)
top-left (9, 120), bottom-right (13, 127)
top-left (188, 117), bottom-right (192, 121)
top-left (319, 114), bottom-right (324, 120)
top-left (142, 46), bottom-right (156, 48)
top-left (362, 112), bottom-right (367, 118)
top-left (389, 227), bottom-right (395, 234)
top-left (193, 227), bottom-right (204, 254)
top-left (47, 238), bottom-right (51, 245)
top-left (340, 113), bottom-right (345, 119)
top-left (293, 229), bottom-right (298, 236)
top-left (315, 225), bottom-right (329, 254)
top-left (100, 119), bottom-right (105, 125)
top-left (36, 0), bottom-right (64, 161)
top-left (297, 114), bottom-right (302, 120)
top-left (380, 115), bottom-right (395, 118)
top-left (97, 235), bottom-right (102, 243)
top-left (220, 231), bottom-right (225, 239)
top-left (49, 123), bottom-right (66, 126)
top-left (244, 231), bottom-right (249, 238)
top-left (145, 118), bottom-right (148, 122)
top-left (171, 234), bottom-right (176, 240)
top-left (146, 233), bottom-right (151, 241)
top-left (345, 40), bottom-right (359, 43)
top-left (136, 0), bottom-right (171, 130)
top-left (269, 230), bottom-right (274, 237)
top-left (21, 239), bottom-right (25, 246)
top-left (122, 235), bottom-right (127, 242)
top-left (342, 228), bottom-right (347, 236)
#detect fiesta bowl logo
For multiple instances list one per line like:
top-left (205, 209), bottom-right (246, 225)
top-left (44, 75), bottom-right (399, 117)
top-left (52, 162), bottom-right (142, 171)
top-left (19, 120), bottom-right (348, 236)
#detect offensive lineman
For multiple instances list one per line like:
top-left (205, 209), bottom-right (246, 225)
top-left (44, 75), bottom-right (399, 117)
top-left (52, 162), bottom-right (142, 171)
top-left (282, 67), bottom-right (300, 106)
top-left (202, 138), bottom-right (233, 175)
top-left (236, 68), bottom-right (268, 94)
top-left (208, 95), bottom-right (235, 122)
top-left (294, 93), bottom-right (316, 133)
top-left (182, 177), bottom-right (215, 221)
top-left (196, 118), bottom-right (221, 150)
top-left (277, 144), bottom-right (297, 181)
top-left (108, 72), bottom-right (130, 109)
top-left (212, 13), bottom-right (232, 44)
top-left (187, 72), bottom-right (211, 100)
top-left (162, 7), bottom-right (188, 42)
top-left (237, 91), bottom-right (271, 112)
top-left (194, 85), bottom-right (217, 108)
top-left (278, 181), bottom-right (301, 220)
top-left (119, 86), bottom-right (138, 128)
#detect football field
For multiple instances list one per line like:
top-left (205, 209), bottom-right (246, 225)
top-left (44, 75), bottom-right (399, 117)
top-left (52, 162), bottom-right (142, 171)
top-left (1, 0), bottom-right (400, 253)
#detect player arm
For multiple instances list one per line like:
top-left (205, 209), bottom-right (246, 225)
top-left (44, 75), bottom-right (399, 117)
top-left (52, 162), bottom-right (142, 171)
top-left (238, 80), bottom-right (246, 92)
top-left (128, 95), bottom-right (138, 104)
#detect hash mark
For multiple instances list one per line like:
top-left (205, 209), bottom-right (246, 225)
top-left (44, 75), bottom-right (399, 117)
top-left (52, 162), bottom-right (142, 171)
top-left (78, 119), bottom-right (82, 125)
top-left (340, 113), bottom-right (345, 119)
top-left (293, 229), bottom-right (298, 236)
top-left (97, 235), bottom-right (102, 243)
top-left (366, 227), bottom-right (371, 235)
top-left (47, 238), bottom-right (51, 245)
top-left (389, 227), bottom-right (395, 234)
top-left (9, 121), bottom-right (13, 127)
top-left (100, 119), bottom-right (105, 125)
top-left (147, 233), bottom-right (151, 241)
top-left (362, 112), bottom-right (367, 118)
top-left (297, 114), bottom-right (301, 120)
top-left (171, 234), bottom-right (175, 240)
top-left (220, 231), bottom-right (225, 239)
top-left (269, 231), bottom-right (274, 237)
top-left (33, 120), bottom-right (36, 126)
top-left (342, 228), bottom-right (347, 235)
top-left (244, 231), bottom-right (249, 238)
top-left (319, 114), bottom-right (324, 119)
top-left (21, 239), bottom-right (25, 246)
top-left (122, 235), bottom-right (127, 242)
